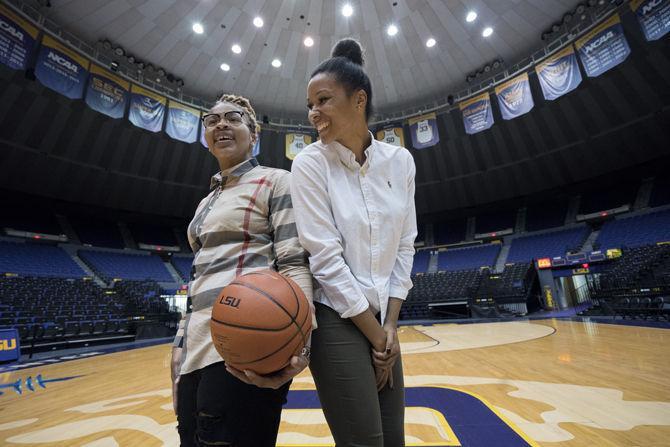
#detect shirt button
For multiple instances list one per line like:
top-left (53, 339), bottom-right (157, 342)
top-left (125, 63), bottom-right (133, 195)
top-left (208, 206), bottom-right (213, 210)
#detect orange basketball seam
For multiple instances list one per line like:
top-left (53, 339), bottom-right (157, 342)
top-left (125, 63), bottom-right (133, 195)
top-left (210, 316), bottom-right (289, 332)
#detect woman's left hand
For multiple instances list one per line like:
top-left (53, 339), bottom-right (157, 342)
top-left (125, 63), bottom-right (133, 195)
top-left (225, 354), bottom-right (309, 389)
top-left (372, 324), bottom-right (400, 370)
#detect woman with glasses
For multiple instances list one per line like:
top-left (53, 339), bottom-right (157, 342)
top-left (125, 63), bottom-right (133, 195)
top-left (290, 38), bottom-right (417, 446)
top-left (171, 94), bottom-right (314, 447)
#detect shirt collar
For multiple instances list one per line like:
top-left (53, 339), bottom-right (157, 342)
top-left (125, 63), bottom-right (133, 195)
top-left (328, 131), bottom-right (377, 170)
top-left (210, 157), bottom-right (259, 190)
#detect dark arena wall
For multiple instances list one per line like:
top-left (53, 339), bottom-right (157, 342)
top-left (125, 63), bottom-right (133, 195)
top-left (0, 11), bottom-right (668, 219)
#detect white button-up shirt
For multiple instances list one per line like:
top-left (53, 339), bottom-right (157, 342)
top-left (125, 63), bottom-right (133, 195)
top-left (291, 132), bottom-right (417, 323)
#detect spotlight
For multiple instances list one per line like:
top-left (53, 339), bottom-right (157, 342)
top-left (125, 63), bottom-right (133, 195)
top-left (304, 36), bottom-right (314, 47)
top-left (157, 68), bottom-right (166, 77)
top-left (492, 59), bottom-right (501, 69)
top-left (482, 27), bottom-right (493, 37)
top-left (193, 23), bottom-right (204, 34)
top-left (232, 44), bottom-right (242, 54)
top-left (466, 11), bottom-right (477, 22)
top-left (271, 59), bottom-right (282, 68)
top-left (484, 64), bottom-right (491, 72)
top-left (563, 13), bottom-right (573, 23)
top-left (110, 61), bottom-right (119, 71)
top-left (127, 55), bottom-right (135, 63)
top-left (102, 39), bottom-right (112, 50)
top-left (387, 24), bottom-right (398, 36)
top-left (426, 38), bottom-right (436, 48)
top-left (342, 4), bottom-right (353, 17)
top-left (576, 4), bottom-right (586, 14)
top-left (253, 17), bottom-right (264, 28)
top-left (113, 46), bottom-right (125, 56)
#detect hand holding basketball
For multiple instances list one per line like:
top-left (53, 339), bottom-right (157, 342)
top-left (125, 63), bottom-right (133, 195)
top-left (226, 352), bottom-right (309, 389)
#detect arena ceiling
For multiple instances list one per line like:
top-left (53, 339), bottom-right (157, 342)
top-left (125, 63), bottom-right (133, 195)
top-left (44, 0), bottom-right (583, 118)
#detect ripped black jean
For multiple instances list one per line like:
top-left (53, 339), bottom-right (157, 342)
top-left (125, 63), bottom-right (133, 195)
top-left (176, 361), bottom-right (291, 447)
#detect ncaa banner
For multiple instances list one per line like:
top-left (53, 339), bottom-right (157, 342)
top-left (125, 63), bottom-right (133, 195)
top-left (375, 126), bottom-right (405, 147)
top-left (575, 14), bottom-right (631, 77)
top-left (285, 133), bottom-right (312, 160)
top-left (85, 64), bottom-right (129, 119)
top-left (408, 113), bottom-right (440, 150)
top-left (495, 73), bottom-right (534, 120)
top-left (166, 101), bottom-right (200, 143)
top-left (0, 3), bottom-right (39, 70)
top-left (459, 92), bottom-right (494, 135)
top-left (129, 84), bottom-right (166, 132)
top-left (35, 35), bottom-right (89, 99)
top-left (535, 46), bottom-right (583, 101)
top-left (631, 0), bottom-right (670, 41)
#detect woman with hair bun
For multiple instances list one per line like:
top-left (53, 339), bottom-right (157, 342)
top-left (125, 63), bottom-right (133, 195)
top-left (291, 38), bottom-right (417, 446)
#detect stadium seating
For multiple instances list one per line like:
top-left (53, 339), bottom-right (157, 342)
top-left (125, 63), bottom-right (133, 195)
top-left (411, 250), bottom-right (431, 274)
top-left (171, 256), bottom-right (194, 282)
top-left (0, 241), bottom-right (86, 278)
top-left (596, 209), bottom-right (670, 249)
top-left (437, 244), bottom-right (500, 271)
top-left (507, 226), bottom-right (589, 263)
top-left (78, 250), bottom-right (173, 282)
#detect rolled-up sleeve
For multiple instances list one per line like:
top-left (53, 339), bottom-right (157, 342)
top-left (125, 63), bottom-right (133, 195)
top-left (291, 153), bottom-right (370, 318)
top-left (388, 153), bottom-right (417, 299)
top-left (270, 170), bottom-right (316, 327)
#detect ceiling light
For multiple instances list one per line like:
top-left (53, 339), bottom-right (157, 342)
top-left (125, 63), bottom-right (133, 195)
top-left (304, 36), bottom-right (314, 47)
top-left (342, 4), bottom-right (353, 17)
top-left (426, 38), bottom-right (436, 48)
top-left (253, 17), bottom-right (263, 28)
top-left (271, 59), bottom-right (282, 68)
top-left (482, 27), bottom-right (493, 37)
top-left (387, 24), bottom-right (398, 36)
top-left (231, 44), bottom-right (241, 54)
top-left (220, 63), bottom-right (230, 71)
top-left (466, 11), bottom-right (477, 22)
top-left (192, 23), bottom-right (204, 34)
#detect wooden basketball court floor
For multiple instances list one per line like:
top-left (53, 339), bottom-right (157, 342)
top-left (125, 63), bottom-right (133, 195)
top-left (1, 318), bottom-right (669, 446)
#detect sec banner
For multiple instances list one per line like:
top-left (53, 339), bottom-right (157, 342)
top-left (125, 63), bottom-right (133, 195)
top-left (128, 85), bottom-right (166, 132)
top-left (535, 46), bottom-right (583, 101)
top-left (166, 101), bottom-right (200, 144)
top-left (631, 0), bottom-right (670, 41)
top-left (408, 113), bottom-right (440, 150)
top-left (285, 133), bottom-right (312, 160)
top-left (459, 92), bottom-right (494, 135)
top-left (85, 64), bottom-right (129, 119)
top-left (0, 3), bottom-right (38, 70)
top-left (575, 14), bottom-right (631, 78)
top-left (495, 73), bottom-right (534, 120)
top-left (375, 126), bottom-right (405, 147)
top-left (35, 35), bottom-right (89, 99)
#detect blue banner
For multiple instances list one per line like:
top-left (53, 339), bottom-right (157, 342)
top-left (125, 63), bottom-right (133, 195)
top-left (459, 92), bottom-right (494, 134)
top-left (128, 84), bottom-right (166, 132)
top-left (408, 113), bottom-right (440, 149)
top-left (85, 64), bottom-right (129, 119)
top-left (0, 328), bottom-right (19, 362)
top-left (0, 3), bottom-right (38, 70)
top-left (495, 73), bottom-right (534, 120)
top-left (166, 101), bottom-right (200, 143)
top-left (575, 14), bottom-right (631, 78)
top-left (535, 46), bottom-right (583, 101)
top-left (631, 0), bottom-right (670, 41)
top-left (35, 35), bottom-right (89, 99)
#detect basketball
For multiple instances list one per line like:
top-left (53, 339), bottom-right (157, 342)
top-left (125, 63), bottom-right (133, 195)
top-left (210, 269), bottom-right (312, 375)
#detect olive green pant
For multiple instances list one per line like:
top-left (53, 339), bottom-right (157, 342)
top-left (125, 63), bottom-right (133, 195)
top-left (309, 302), bottom-right (405, 447)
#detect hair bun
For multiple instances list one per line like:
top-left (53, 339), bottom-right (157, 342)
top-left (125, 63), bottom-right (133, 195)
top-left (331, 38), bottom-right (364, 66)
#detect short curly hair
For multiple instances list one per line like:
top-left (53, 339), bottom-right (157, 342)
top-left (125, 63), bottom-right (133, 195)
top-left (214, 93), bottom-right (260, 135)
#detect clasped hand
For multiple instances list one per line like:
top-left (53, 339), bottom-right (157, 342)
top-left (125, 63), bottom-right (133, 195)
top-left (372, 324), bottom-right (400, 391)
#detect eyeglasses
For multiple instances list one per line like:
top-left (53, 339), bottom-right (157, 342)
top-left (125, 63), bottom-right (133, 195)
top-left (202, 111), bottom-right (246, 128)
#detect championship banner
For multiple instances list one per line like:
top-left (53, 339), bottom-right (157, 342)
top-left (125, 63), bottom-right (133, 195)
top-left (631, 0), bottom-right (670, 41)
top-left (166, 101), bottom-right (200, 143)
top-left (575, 14), bottom-right (631, 78)
top-left (535, 46), bottom-right (583, 101)
top-left (375, 126), bottom-right (405, 147)
top-left (459, 92), bottom-right (494, 135)
top-left (0, 3), bottom-right (39, 70)
top-left (408, 113), bottom-right (439, 150)
top-left (285, 133), bottom-right (312, 160)
top-left (35, 35), bottom-right (89, 99)
top-left (495, 72), bottom-right (534, 120)
top-left (128, 84), bottom-right (166, 132)
top-left (85, 64), bottom-right (129, 119)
